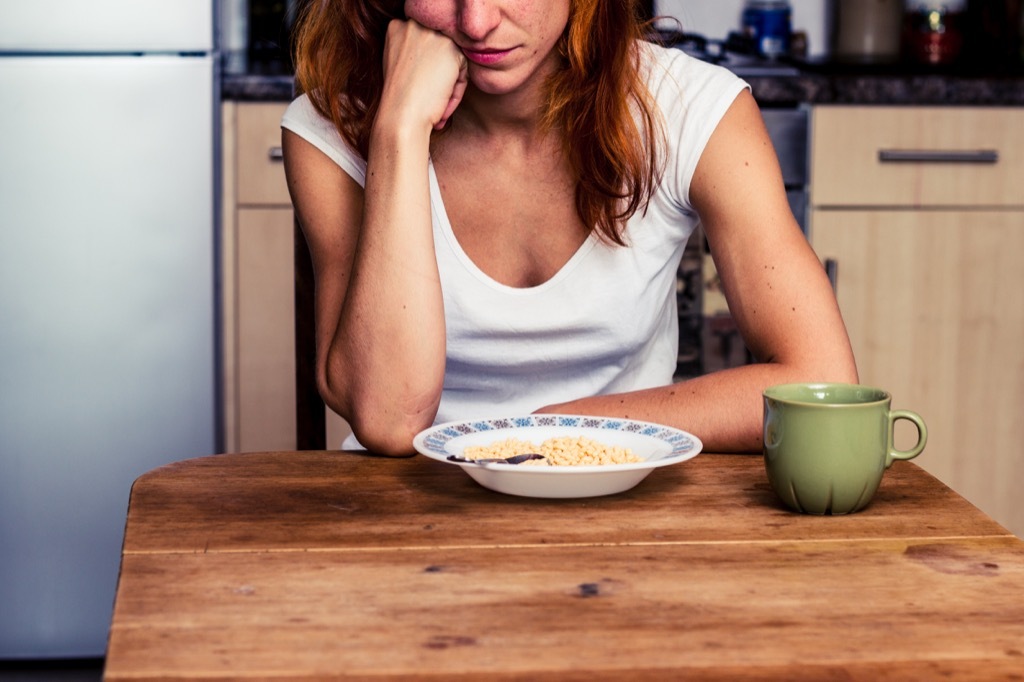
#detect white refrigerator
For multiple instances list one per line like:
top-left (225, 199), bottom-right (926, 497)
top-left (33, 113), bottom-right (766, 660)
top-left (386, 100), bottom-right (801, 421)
top-left (0, 0), bottom-right (219, 659)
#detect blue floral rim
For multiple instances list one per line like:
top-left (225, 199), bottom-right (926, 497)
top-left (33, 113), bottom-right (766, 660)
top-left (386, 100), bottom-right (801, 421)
top-left (420, 415), bottom-right (698, 457)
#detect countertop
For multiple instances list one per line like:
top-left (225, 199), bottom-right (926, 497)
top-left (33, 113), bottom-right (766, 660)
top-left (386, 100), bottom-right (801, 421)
top-left (746, 69), bottom-right (1024, 107)
top-left (224, 63), bottom-right (1024, 106)
top-left (222, 73), bottom-right (297, 102)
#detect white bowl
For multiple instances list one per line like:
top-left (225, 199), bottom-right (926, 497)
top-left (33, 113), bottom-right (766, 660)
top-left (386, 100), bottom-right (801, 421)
top-left (412, 414), bottom-right (702, 498)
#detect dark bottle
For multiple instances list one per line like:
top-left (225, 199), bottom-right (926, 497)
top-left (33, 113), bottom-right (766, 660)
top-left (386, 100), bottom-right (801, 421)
top-left (903, 0), bottom-right (968, 65)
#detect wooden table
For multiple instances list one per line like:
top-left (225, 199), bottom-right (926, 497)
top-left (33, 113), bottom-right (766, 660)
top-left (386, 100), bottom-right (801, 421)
top-left (105, 451), bottom-right (1024, 681)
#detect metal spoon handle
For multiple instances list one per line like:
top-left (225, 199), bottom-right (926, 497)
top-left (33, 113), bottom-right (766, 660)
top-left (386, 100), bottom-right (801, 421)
top-left (446, 453), bottom-right (545, 465)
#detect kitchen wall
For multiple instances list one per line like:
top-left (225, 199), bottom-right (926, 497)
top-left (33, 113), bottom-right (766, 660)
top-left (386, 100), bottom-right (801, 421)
top-left (655, 0), bottom-right (835, 57)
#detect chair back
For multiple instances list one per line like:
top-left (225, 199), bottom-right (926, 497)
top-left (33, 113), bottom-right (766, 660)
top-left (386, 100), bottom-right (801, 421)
top-left (294, 220), bottom-right (326, 449)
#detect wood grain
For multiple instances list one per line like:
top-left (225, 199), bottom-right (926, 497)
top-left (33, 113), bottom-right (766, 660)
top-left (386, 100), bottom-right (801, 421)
top-left (105, 452), bottom-right (1024, 680)
top-left (120, 452), bottom-right (1011, 555)
top-left (107, 538), bottom-right (1024, 680)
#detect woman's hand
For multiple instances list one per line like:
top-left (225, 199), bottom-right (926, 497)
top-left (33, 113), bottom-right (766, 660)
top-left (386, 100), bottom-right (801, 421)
top-left (380, 20), bottom-right (469, 133)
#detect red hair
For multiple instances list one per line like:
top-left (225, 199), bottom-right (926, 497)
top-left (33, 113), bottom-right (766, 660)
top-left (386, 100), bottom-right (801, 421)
top-left (292, 0), bottom-right (663, 245)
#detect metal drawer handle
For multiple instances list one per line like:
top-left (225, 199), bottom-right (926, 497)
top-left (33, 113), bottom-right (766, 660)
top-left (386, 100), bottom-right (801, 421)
top-left (878, 149), bottom-right (999, 164)
top-left (269, 146), bottom-right (284, 162)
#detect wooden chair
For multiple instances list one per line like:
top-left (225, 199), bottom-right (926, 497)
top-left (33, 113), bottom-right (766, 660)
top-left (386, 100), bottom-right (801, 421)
top-left (294, 220), bottom-right (326, 449)
top-left (824, 258), bottom-right (838, 293)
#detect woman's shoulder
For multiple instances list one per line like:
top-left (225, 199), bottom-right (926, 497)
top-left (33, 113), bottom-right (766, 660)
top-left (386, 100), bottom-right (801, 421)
top-left (281, 93), bottom-right (367, 185)
top-left (634, 41), bottom-right (751, 212)
top-left (636, 40), bottom-right (749, 109)
top-left (281, 94), bottom-right (342, 148)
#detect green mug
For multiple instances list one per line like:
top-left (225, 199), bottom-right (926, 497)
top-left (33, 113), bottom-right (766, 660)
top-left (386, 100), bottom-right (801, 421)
top-left (762, 383), bottom-right (927, 515)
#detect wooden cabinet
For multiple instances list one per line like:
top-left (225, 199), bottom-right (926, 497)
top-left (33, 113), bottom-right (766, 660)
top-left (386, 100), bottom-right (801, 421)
top-left (222, 101), bottom-right (350, 452)
top-left (811, 107), bottom-right (1024, 208)
top-left (810, 106), bottom-right (1024, 538)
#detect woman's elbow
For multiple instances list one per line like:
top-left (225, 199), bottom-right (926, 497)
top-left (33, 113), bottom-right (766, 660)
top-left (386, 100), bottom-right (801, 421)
top-left (347, 410), bottom-right (434, 457)
top-left (823, 324), bottom-right (860, 384)
top-left (317, 364), bottom-right (437, 456)
top-left (766, 333), bottom-right (859, 387)
top-left (807, 338), bottom-right (859, 386)
top-left (814, 361), bottom-right (859, 387)
top-left (831, 354), bottom-right (860, 385)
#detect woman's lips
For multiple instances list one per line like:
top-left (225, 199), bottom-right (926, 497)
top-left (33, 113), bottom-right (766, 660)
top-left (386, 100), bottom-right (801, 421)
top-left (461, 47), bottom-right (514, 66)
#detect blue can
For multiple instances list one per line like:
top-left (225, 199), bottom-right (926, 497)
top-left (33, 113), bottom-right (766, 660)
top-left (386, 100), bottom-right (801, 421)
top-left (742, 0), bottom-right (792, 59)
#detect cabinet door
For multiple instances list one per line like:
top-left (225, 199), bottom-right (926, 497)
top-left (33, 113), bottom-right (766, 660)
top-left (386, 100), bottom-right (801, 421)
top-left (237, 207), bottom-right (297, 452)
top-left (813, 209), bottom-right (1024, 537)
top-left (237, 102), bottom-right (292, 206)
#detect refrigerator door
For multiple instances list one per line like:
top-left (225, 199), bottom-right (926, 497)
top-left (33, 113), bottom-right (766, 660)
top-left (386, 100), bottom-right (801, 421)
top-left (0, 0), bottom-right (213, 53)
top-left (0, 54), bottom-right (216, 658)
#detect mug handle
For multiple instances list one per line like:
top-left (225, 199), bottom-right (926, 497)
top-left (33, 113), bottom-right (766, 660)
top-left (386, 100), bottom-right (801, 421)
top-left (886, 410), bottom-right (928, 467)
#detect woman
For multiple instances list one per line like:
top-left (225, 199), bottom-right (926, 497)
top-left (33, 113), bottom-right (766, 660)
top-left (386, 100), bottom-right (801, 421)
top-left (281, 0), bottom-right (857, 455)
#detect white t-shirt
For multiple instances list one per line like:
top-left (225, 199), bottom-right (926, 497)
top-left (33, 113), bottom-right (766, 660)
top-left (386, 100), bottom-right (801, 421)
top-left (281, 41), bottom-right (748, 441)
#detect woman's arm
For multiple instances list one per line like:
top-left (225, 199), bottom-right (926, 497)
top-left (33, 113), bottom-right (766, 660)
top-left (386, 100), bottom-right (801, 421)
top-left (282, 21), bottom-right (468, 455)
top-left (539, 90), bottom-right (858, 452)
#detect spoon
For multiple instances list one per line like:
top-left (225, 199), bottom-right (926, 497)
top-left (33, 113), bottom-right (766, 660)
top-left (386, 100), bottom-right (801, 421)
top-left (446, 453), bottom-right (546, 465)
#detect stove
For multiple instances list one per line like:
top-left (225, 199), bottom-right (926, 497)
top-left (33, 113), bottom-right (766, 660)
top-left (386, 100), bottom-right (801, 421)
top-left (655, 29), bottom-right (803, 78)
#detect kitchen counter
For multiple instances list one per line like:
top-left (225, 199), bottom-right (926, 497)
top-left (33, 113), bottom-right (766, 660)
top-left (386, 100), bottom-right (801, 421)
top-left (225, 65), bottom-right (1024, 106)
top-left (747, 70), bottom-right (1024, 107)
top-left (222, 73), bottom-right (296, 102)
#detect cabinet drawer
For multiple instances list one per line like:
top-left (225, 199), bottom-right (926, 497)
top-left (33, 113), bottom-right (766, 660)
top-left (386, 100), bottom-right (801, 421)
top-left (811, 106), bottom-right (1024, 208)
top-left (237, 102), bottom-right (291, 206)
